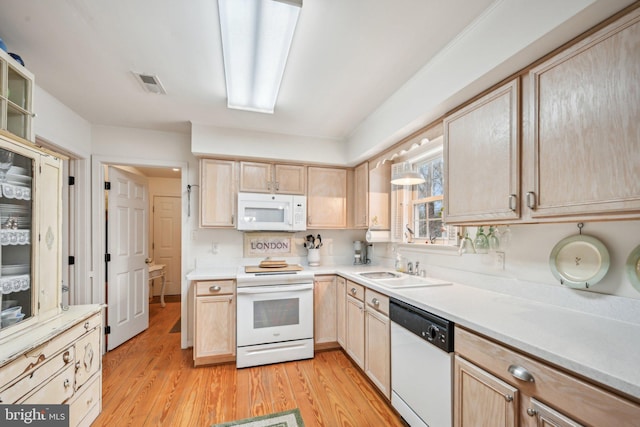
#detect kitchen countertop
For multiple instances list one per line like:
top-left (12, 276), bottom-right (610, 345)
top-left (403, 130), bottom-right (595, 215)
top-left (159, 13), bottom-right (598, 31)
top-left (187, 264), bottom-right (640, 401)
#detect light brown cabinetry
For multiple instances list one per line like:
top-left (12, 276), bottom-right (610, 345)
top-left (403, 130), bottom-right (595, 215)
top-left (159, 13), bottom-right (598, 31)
top-left (0, 49), bottom-right (34, 141)
top-left (307, 166), bottom-right (347, 228)
top-left (352, 162), bottom-right (391, 229)
top-left (193, 280), bottom-right (236, 366)
top-left (364, 288), bottom-right (390, 399)
top-left (313, 275), bottom-right (339, 350)
top-left (200, 159), bottom-right (237, 228)
top-left (345, 280), bottom-right (365, 369)
top-left (336, 276), bottom-right (346, 347)
top-left (525, 7), bottom-right (640, 219)
top-left (454, 327), bottom-right (640, 427)
top-left (239, 161), bottom-right (306, 194)
top-left (353, 162), bottom-right (369, 228)
top-left (0, 310), bottom-right (103, 427)
top-left (444, 78), bottom-right (520, 224)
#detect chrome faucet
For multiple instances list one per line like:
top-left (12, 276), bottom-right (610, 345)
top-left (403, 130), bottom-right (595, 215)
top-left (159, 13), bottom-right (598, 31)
top-left (414, 261), bottom-right (420, 275)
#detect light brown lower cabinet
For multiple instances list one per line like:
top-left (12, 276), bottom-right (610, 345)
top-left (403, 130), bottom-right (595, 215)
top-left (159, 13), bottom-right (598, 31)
top-left (336, 276), bottom-right (346, 348)
top-left (454, 327), bottom-right (640, 427)
top-left (193, 280), bottom-right (236, 366)
top-left (345, 281), bottom-right (365, 369)
top-left (364, 289), bottom-right (390, 399)
top-left (313, 275), bottom-right (339, 350)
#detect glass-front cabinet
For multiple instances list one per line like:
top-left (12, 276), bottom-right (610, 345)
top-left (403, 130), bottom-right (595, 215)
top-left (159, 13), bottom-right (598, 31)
top-left (0, 48), bottom-right (34, 142)
top-left (0, 133), bottom-right (62, 338)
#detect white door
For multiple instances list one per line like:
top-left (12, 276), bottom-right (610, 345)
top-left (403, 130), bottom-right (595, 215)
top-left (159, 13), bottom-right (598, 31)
top-left (152, 196), bottom-right (181, 296)
top-left (107, 166), bottom-right (149, 350)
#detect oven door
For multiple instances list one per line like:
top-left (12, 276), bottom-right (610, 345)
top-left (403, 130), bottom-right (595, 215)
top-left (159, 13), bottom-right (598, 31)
top-left (236, 282), bottom-right (314, 347)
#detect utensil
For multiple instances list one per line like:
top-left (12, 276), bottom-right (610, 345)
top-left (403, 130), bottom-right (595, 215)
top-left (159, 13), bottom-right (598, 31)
top-left (315, 234), bottom-right (322, 248)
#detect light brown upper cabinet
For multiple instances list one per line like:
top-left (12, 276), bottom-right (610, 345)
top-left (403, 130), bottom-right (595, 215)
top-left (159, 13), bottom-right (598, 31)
top-left (526, 8), bottom-right (640, 219)
top-left (352, 161), bottom-right (391, 229)
top-left (444, 78), bottom-right (520, 224)
top-left (353, 162), bottom-right (369, 228)
top-left (239, 161), bottom-right (306, 195)
top-left (200, 159), bottom-right (237, 228)
top-left (307, 166), bottom-right (347, 228)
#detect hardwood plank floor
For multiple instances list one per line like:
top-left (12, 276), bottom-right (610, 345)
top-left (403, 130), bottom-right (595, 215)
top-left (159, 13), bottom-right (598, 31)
top-left (94, 301), bottom-right (406, 427)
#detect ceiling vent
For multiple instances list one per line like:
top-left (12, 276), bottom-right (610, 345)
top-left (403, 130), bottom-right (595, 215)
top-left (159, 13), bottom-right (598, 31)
top-left (133, 72), bottom-right (167, 94)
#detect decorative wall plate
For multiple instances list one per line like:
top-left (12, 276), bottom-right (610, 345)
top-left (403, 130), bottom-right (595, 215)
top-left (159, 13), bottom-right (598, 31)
top-left (549, 234), bottom-right (609, 288)
top-left (625, 244), bottom-right (640, 293)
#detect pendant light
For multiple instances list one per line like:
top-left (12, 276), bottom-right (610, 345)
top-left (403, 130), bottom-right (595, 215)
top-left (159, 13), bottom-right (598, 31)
top-left (391, 162), bottom-right (425, 185)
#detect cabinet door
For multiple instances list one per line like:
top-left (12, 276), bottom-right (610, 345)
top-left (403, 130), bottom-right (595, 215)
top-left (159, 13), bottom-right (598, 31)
top-left (336, 276), bottom-right (346, 348)
top-left (345, 296), bottom-right (365, 369)
top-left (454, 355), bottom-right (518, 427)
top-left (239, 161), bottom-right (272, 193)
top-left (194, 295), bottom-right (236, 362)
top-left (369, 162), bottom-right (390, 229)
top-left (313, 275), bottom-right (337, 348)
top-left (74, 328), bottom-right (100, 389)
top-left (274, 164), bottom-right (306, 194)
top-left (527, 9), bottom-right (640, 218)
top-left (444, 78), bottom-right (520, 223)
top-left (528, 398), bottom-right (584, 427)
top-left (353, 162), bottom-right (368, 228)
top-left (200, 159), bottom-right (236, 227)
top-left (364, 308), bottom-right (390, 398)
top-left (307, 167), bottom-right (347, 228)
top-left (37, 153), bottom-right (63, 314)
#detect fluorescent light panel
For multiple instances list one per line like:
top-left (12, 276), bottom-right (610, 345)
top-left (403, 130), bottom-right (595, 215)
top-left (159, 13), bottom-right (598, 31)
top-left (218, 0), bottom-right (302, 113)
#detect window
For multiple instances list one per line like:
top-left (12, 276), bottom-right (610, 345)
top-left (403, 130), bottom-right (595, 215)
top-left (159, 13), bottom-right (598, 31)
top-left (391, 139), bottom-right (458, 246)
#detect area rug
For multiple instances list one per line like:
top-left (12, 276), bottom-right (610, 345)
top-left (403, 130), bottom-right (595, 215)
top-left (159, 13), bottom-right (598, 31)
top-left (212, 409), bottom-right (304, 427)
top-left (169, 318), bottom-right (181, 333)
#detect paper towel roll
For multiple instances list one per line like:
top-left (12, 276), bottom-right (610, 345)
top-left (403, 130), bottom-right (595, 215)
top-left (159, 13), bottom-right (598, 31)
top-left (366, 230), bottom-right (391, 243)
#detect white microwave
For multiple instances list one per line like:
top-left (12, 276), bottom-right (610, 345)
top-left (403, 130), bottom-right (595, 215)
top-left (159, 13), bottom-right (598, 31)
top-left (237, 192), bottom-right (307, 231)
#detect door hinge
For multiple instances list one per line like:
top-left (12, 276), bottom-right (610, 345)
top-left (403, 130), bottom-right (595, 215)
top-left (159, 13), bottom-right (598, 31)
top-left (105, 253), bottom-right (111, 262)
top-left (104, 181), bottom-right (111, 190)
top-left (68, 176), bottom-right (75, 186)
top-left (68, 256), bottom-right (75, 265)
top-left (104, 325), bottom-right (111, 335)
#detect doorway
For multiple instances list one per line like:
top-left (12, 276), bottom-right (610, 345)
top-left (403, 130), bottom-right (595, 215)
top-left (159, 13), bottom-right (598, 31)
top-left (94, 159), bottom-right (185, 351)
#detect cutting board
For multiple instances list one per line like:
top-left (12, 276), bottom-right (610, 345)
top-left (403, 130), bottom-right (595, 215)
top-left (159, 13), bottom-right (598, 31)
top-left (245, 264), bottom-right (304, 273)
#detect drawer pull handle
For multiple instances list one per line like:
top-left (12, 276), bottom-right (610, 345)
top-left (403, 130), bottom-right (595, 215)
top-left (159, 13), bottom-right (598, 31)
top-left (372, 298), bottom-right (380, 306)
top-left (63, 351), bottom-right (72, 364)
top-left (505, 394), bottom-right (513, 402)
top-left (526, 191), bottom-right (536, 210)
top-left (87, 397), bottom-right (94, 406)
top-left (350, 287), bottom-right (357, 295)
top-left (76, 361), bottom-right (81, 370)
top-left (84, 321), bottom-right (90, 330)
top-left (209, 286), bottom-right (221, 292)
top-left (63, 379), bottom-right (71, 388)
top-left (508, 364), bottom-right (535, 382)
top-left (527, 408), bottom-right (538, 417)
top-left (508, 194), bottom-right (517, 211)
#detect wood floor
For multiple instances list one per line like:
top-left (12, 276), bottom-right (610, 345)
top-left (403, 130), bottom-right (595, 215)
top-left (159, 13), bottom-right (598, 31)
top-left (94, 301), bottom-right (406, 427)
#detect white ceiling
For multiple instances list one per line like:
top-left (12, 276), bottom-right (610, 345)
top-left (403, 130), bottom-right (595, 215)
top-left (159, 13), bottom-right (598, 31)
top-left (0, 0), bottom-right (496, 141)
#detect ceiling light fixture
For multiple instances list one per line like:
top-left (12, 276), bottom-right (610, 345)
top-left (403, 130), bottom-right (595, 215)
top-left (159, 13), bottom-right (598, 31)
top-left (218, 0), bottom-right (302, 114)
top-left (391, 162), bottom-right (426, 186)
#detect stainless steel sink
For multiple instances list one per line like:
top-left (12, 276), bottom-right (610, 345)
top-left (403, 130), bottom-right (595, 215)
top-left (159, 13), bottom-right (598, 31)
top-left (358, 271), bottom-right (401, 279)
top-left (357, 271), bottom-right (451, 288)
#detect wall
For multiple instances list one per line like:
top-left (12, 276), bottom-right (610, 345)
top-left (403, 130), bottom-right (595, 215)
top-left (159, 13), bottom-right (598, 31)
top-left (379, 220), bottom-right (640, 324)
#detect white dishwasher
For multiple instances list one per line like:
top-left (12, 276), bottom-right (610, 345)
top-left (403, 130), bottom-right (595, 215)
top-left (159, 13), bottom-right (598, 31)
top-left (390, 298), bottom-right (454, 427)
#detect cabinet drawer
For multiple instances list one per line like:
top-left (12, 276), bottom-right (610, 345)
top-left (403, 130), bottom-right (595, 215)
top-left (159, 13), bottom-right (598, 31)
top-left (21, 362), bottom-right (75, 404)
top-left (346, 281), bottom-right (364, 301)
top-left (365, 288), bottom-right (389, 316)
top-left (0, 346), bottom-right (75, 404)
top-left (196, 280), bottom-right (235, 296)
top-left (455, 327), bottom-right (640, 426)
top-left (74, 328), bottom-right (100, 389)
top-left (0, 312), bottom-right (101, 390)
top-left (69, 374), bottom-right (101, 427)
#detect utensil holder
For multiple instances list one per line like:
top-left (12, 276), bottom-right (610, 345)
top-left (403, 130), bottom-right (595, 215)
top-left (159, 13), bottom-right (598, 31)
top-left (308, 248), bottom-right (320, 266)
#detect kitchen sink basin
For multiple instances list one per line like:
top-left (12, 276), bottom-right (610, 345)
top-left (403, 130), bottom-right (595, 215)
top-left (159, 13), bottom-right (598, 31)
top-left (357, 271), bottom-right (451, 288)
top-left (358, 271), bottom-right (401, 279)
